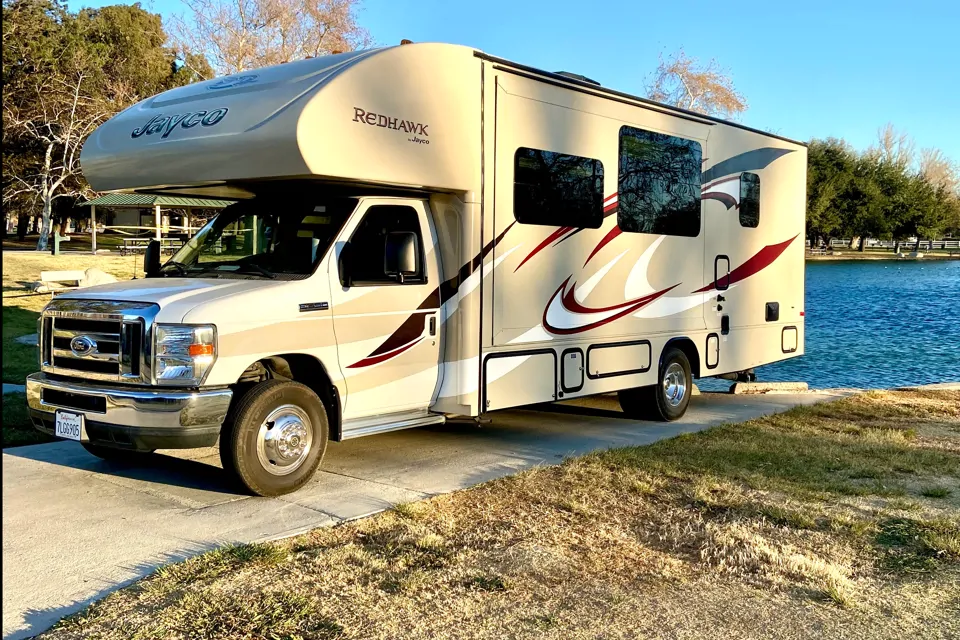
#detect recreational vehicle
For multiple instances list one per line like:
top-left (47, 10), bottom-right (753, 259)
top-left (27, 43), bottom-right (807, 496)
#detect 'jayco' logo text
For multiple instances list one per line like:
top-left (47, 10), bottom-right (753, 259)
top-left (131, 108), bottom-right (229, 140)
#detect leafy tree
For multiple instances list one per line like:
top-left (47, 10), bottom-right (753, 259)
top-left (806, 130), bottom-right (959, 250)
top-left (805, 138), bottom-right (855, 245)
top-left (1, 0), bottom-right (209, 250)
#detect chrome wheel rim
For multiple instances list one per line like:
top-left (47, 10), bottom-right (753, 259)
top-left (256, 404), bottom-right (313, 476)
top-left (662, 362), bottom-right (687, 407)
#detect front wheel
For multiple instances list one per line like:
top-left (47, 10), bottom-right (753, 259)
top-left (220, 380), bottom-right (329, 496)
top-left (618, 347), bottom-right (693, 422)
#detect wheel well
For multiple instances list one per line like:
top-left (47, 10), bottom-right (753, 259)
top-left (235, 354), bottom-right (342, 441)
top-left (663, 338), bottom-right (701, 379)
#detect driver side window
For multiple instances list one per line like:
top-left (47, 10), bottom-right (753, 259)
top-left (344, 205), bottom-right (426, 285)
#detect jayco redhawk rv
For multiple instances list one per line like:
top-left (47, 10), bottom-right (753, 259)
top-left (27, 43), bottom-right (806, 496)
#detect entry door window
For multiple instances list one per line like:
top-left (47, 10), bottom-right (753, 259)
top-left (346, 205), bottom-right (426, 285)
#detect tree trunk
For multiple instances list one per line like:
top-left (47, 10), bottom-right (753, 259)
top-left (36, 194), bottom-right (53, 251)
top-left (17, 214), bottom-right (28, 241)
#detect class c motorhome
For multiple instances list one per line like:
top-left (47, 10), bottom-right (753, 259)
top-left (27, 43), bottom-right (807, 496)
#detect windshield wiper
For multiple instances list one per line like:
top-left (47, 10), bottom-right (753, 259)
top-left (231, 263), bottom-right (277, 279)
top-left (159, 261), bottom-right (189, 276)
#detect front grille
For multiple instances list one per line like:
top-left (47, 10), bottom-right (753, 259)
top-left (40, 300), bottom-right (158, 384)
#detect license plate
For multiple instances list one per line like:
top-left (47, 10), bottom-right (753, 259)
top-left (54, 410), bottom-right (85, 442)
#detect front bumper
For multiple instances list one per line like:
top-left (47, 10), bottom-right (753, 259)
top-left (26, 373), bottom-right (233, 450)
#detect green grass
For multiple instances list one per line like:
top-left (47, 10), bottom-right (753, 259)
top-left (2, 304), bottom-right (39, 384)
top-left (2, 392), bottom-right (51, 448)
top-left (920, 486), bottom-right (952, 498)
top-left (592, 403), bottom-right (958, 501)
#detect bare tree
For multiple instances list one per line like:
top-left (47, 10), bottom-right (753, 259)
top-left (919, 147), bottom-right (959, 195)
top-left (867, 123), bottom-right (916, 168)
top-left (168, 0), bottom-right (371, 79)
top-left (646, 49), bottom-right (747, 118)
top-left (3, 71), bottom-right (117, 250)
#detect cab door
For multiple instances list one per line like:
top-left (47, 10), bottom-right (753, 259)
top-left (328, 199), bottom-right (443, 420)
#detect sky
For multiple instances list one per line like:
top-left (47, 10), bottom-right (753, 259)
top-left (68, 0), bottom-right (960, 160)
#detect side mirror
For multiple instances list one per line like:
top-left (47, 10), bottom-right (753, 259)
top-left (338, 242), bottom-right (353, 288)
top-left (144, 240), bottom-right (161, 278)
top-left (384, 232), bottom-right (418, 283)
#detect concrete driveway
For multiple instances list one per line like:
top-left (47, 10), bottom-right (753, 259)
top-left (2, 391), bottom-right (838, 639)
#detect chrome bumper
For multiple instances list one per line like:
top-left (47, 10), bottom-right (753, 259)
top-left (26, 373), bottom-right (232, 431)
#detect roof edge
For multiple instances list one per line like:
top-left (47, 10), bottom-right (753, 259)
top-left (473, 51), bottom-right (807, 148)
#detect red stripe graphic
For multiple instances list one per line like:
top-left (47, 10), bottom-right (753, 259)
top-left (583, 225), bottom-right (622, 266)
top-left (515, 194), bottom-right (620, 270)
top-left (514, 226), bottom-right (575, 271)
top-left (693, 235), bottom-right (798, 293)
top-left (347, 337), bottom-right (424, 369)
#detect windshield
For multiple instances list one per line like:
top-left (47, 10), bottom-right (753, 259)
top-left (164, 197), bottom-right (356, 279)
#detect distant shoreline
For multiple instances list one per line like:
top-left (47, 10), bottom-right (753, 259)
top-left (806, 252), bottom-right (960, 261)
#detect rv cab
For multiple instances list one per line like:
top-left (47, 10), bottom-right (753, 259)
top-left (26, 43), bottom-right (806, 496)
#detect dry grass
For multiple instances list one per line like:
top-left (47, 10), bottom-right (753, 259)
top-left (39, 390), bottom-right (960, 639)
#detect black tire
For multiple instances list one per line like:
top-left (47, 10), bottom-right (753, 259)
top-left (618, 347), bottom-right (693, 422)
top-left (219, 379), bottom-right (328, 496)
top-left (81, 442), bottom-right (154, 462)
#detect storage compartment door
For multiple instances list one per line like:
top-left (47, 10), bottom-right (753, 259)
top-left (483, 351), bottom-right (556, 411)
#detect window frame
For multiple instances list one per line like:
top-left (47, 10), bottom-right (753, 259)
top-left (513, 146), bottom-right (605, 229)
top-left (616, 125), bottom-right (703, 238)
top-left (739, 172), bottom-right (760, 228)
top-left (343, 204), bottom-right (428, 287)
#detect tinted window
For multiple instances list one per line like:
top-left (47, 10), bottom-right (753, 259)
top-left (739, 172), bottom-right (760, 228)
top-left (346, 205), bottom-right (425, 285)
top-left (514, 147), bottom-right (604, 228)
top-left (617, 126), bottom-right (701, 237)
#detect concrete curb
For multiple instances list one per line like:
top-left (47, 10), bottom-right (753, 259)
top-left (895, 382), bottom-right (960, 391)
top-left (730, 382), bottom-right (809, 395)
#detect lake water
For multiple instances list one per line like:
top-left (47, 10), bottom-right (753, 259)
top-left (701, 259), bottom-right (960, 390)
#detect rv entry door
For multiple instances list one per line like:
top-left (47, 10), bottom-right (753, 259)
top-left (329, 199), bottom-right (443, 419)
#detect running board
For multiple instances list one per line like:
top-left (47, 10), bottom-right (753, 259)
top-left (340, 411), bottom-right (446, 440)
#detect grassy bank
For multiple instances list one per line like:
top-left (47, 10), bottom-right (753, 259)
top-left (42, 389), bottom-right (960, 639)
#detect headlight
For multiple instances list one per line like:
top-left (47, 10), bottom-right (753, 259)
top-left (154, 324), bottom-right (216, 386)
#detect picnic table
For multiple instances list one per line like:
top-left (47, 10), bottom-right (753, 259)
top-left (120, 237), bottom-right (185, 256)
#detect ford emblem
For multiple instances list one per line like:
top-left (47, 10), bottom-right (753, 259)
top-left (70, 335), bottom-right (97, 357)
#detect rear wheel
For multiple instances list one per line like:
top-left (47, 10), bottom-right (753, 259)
top-left (219, 379), bottom-right (328, 496)
top-left (618, 347), bottom-right (693, 422)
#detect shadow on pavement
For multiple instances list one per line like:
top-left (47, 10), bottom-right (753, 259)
top-left (3, 442), bottom-right (244, 498)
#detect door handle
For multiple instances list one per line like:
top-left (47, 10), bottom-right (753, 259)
top-left (429, 316), bottom-right (436, 336)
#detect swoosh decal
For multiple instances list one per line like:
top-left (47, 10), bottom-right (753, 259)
top-left (348, 221), bottom-right (517, 369)
top-left (583, 225), bottom-right (622, 266)
top-left (514, 226), bottom-right (575, 272)
top-left (515, 193), bottom-right (619, 270)
top-left (543, 276), bottom-right (678, 335)
top-left (694, 235), bottom-right (798, 293)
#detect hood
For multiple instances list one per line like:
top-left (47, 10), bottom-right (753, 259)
top-left (58, 277), bottom-right (299, 323)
